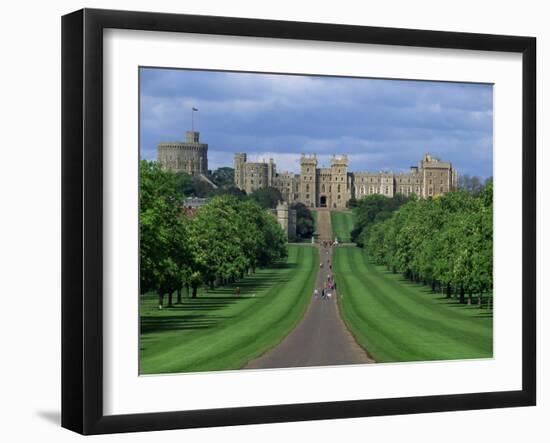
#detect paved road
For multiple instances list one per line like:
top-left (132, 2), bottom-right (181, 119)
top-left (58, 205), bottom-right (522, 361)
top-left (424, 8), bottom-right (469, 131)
top-left (246, 210), bottom-right (374, 369)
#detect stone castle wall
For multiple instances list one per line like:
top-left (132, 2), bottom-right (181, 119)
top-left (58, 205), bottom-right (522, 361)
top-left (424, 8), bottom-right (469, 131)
top-left (235, 152), bottom-right (457, 208)
top-left (157, 131), bottom-right (208, 175)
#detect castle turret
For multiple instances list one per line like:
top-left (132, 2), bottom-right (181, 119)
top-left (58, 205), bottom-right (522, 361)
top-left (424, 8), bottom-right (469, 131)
top-left (300, 154), bottom-right (318, 208)
top-left (330, 155), bottom-right (348, 209)
top-left (186, 131), bottom-right (200, 143)
top-left (157, 130), bottom-right (208, 175)
top-left (234, 153), bottom-right (247, 190)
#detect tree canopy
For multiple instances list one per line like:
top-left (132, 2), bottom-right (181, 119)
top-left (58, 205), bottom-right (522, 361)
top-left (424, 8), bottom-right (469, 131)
top-left (357, 185), bottom-right (493, 306)
top-left (290, 202), bottom-right (315, 240)
top-left (351, 193), bottom-right (411, 245)
top-left (209, 167), bottom-right (235, 188)
top-left (249, 187), bottom-right (283, 209)
top-left (139, 160), bottom-right (287, 305)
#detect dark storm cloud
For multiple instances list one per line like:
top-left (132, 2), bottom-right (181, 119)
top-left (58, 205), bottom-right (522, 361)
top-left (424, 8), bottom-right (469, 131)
top-left (140, 68), bottom-right (493, 178)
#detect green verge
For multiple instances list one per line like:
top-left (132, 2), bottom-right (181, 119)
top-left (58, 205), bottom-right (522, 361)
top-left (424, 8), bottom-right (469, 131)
top-left (333, 246), bottom-right (493, 363)
top-left (330, 211), bottom-right (355, 243)
top-left (139, 244), bottom-right (319, 374)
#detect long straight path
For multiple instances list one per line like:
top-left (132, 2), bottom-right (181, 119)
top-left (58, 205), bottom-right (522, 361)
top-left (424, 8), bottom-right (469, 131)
top-left (246, 210), bottom-right (373, 369)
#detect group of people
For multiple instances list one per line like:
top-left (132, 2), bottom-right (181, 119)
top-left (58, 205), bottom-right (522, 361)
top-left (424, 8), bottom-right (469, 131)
top-left (315, 241), bottom-right (337, 300)
top-left (321, 240), bottom-right (338, 248)
top-left (313, 276), bottom-right (337, 300)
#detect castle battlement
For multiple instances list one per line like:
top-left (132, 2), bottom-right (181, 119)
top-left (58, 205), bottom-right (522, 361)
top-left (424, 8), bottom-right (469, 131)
top-left (157, 130), bottom-right (208, 175)
top-left (234, 152), bottom-right (457, 208)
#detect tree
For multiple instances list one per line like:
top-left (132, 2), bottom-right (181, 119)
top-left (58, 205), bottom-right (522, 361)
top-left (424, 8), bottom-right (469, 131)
top-left (187, 196), bottom-right (249, 293)
top-left (209, 167), bottom-right (235, 188)
top-left (185, 195), bottom-right (287, 296)
top-left (140, 161), bottom-right (289, 302)
top-left (140, 161), bottom-right (192, 306)
top-left (174, 171), bottom-right (194, 197)
top-left (352, 194), bottom-right (411, 244)
top-left (249, 187), bottom-right (283, 209)
top-left (210, 185), bottom-right (247, 199)
top-left (458, 174), bottom-right (484, 196)
top-left (358, 183), bottom-right (493, 305)
top-left (290, 202), bottom-right (315, 240)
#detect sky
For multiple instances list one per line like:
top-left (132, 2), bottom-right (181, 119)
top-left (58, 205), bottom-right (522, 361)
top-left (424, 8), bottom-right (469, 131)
top-left (139, 68), bottom-right (493, 179)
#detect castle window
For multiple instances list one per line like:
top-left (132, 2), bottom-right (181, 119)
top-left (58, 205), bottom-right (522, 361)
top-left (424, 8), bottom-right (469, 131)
top-left (338, 194), bottom-right (341, 200)
top-left (337, 184), bottom-right (341, 192)
top-left (306, 184), bottom-right (310, 192)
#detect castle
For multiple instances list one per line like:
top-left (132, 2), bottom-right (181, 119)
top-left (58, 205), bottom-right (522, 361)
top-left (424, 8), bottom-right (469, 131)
top-left (235, 152), bottom-right (458, 208)
top-left (157, 131), bottom-right (208, 175)
top-left (157, 131), bottom-right (218, 188)
top-left (155, 130), bottom-right (458, 233)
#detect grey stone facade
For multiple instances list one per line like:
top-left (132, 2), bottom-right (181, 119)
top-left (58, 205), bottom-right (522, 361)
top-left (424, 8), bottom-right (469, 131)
top-left (271, 201), bottom-right (297, 239)
top-left (157, 131), bottom-right (208, 175)
top-left (235, 152), bottom-right (458, 208)
top-left (234, 153), bottom-right (275, 195)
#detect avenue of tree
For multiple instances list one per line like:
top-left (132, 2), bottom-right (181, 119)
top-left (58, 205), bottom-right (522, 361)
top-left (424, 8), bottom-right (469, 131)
top-left (140, 160), bottom-right (288, 306)
top-left (352, 179), bottom-right (493, 306)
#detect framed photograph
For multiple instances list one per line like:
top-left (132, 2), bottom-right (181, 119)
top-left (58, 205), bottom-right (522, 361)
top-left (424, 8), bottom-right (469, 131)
top-left (61, 8), bottom-right (536, 434)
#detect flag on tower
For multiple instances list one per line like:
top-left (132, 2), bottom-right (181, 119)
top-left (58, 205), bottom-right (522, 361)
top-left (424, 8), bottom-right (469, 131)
top-left (192, 107), bottom-right (199, 111)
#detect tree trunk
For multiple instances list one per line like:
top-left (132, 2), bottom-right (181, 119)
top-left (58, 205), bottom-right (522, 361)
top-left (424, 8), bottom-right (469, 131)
top-left (467, 289), bottom-right (472, 305)
top-left (431, 279), bottom-right (436, 293)
top-left (459, 286), bottom-right (465, 304)
top-left (446, 283), bottom-right (452, 299)
top-left (185, 284), bottom-right (190, 298)
top-left (177, 288), bottom-right (182, 304)
top-left (192, 285), bottom-right (198, 298)
top-left (478, 289), bottom-right (483, 308)
top-left (158, 292), bottom-right (164, 308)
top-left (168, 291), bottom-right (173, 307)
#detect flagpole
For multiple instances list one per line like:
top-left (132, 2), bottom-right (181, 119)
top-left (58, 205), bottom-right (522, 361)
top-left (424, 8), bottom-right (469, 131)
top-left (191, 107), bottom-right (198, 132)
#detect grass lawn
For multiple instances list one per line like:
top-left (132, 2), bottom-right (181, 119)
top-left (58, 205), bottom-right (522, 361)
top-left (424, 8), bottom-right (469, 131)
top-left (140, 244), bottom-right (319, 374)
top-left (333, 246), bottom-right (493, 363)
top-left (330, 210), bottom-right (355, 243)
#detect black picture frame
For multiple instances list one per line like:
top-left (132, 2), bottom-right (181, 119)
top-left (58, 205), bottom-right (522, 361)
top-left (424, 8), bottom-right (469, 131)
top-left (61, 8), bottom-right (536, 435)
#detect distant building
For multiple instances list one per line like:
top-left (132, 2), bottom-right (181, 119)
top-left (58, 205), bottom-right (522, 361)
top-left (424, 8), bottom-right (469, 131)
top-left (234, 153), bottom-right (276, 195)
top-left (183, 197), bottom-right (209, 208)
top-left (267, 201), bottom-right (297, 239)
top-left (157, 131), bottom-right (208, 176)
top-left (235, 152), bottom-right (458, 208)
